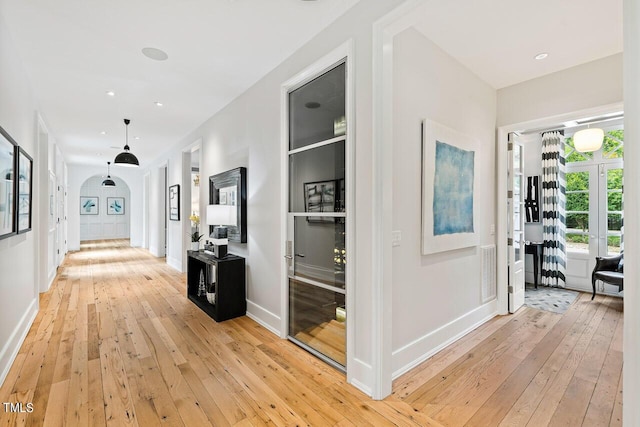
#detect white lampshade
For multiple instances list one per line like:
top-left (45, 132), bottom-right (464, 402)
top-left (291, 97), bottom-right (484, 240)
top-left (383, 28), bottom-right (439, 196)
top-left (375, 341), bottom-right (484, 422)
top-left (206, 204), bottom-right (237, 226)
top-left (573, 128), bottom-right (604, 153)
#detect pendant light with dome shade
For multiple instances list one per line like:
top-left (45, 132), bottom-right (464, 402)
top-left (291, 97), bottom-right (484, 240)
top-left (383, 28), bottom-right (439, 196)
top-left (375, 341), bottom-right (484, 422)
top-left (114, 118), bottom-right (139, 167)
top-left (573, 126), bottom-right (604, 153)
top-left (101, 161), bottom-right (116, 187)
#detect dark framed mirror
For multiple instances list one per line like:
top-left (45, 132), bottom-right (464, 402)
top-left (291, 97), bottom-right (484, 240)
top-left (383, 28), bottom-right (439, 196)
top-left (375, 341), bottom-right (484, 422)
top-left (209, 167), bottom-right (247, 243)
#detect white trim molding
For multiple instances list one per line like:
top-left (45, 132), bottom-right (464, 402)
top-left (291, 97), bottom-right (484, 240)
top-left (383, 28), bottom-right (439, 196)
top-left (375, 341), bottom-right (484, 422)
top-left (279, 39), bottom-right (356, 385)
top-left (623, 0), bottom-right (640, 423)
top-left (0, 298), bottom-right (38, 387)
top-left (371, 0), bottom-right (430, 400)
top-left (391, 301), bottom-right (498, 379)
top-left (246, 300), bottom-right (281, 337)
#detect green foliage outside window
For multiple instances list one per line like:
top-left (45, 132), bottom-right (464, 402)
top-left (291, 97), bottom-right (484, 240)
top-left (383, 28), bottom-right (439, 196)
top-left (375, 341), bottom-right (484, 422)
top-left (565, 130), bottom-right (623, 247)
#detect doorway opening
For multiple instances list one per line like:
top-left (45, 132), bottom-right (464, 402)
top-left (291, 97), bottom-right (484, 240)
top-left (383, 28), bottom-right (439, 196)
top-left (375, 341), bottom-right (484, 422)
top-left (505, 111), bottom-right (624, 310)
top-left (564, 123), bottom-right (624, 294)
top-left (79, 175), bottom-right (131, 243)
top-left (284, 60), bottom-right (349, 371)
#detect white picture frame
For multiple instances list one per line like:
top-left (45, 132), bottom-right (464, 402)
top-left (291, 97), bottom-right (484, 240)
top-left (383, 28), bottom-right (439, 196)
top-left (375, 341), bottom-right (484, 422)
top-left (422, 119), bottom-right (479, 255)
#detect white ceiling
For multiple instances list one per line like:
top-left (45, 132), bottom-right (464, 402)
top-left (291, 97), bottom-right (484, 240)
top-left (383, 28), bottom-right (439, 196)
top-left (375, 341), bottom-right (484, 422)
top-left (1, 0), bottom-right (623, 168)
top-left (413, 0), bottom-right (622, 89)
top-left (0, 0), bottom-right (359, 167)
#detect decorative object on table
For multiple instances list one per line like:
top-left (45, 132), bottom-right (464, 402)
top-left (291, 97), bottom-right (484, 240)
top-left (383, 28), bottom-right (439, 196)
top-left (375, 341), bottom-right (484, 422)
top-left (209, 167), bottom-right (246, 243)
top-left (17, 147), bottom-right (33, 234)
top-left (206, 204), bottom-right (237, 258)
top-left (0, 125), bottom-right (18, 240)
top-left (525, 175), bottom-right (540, 222)
top-left (206, 282), bottom-right (216, 304)
top-left (169, 184), bottom-right (180, 221)
top-left (107, 197), bottom-right (125, 215)
top-left (421, 119), bottom-right (478, 255)
top-left (189, 212), bottom-right (203, 250)
top-left (198, 269), bottom-right (206, 297)
top-left (114, 118), bottom-right (139, 167)
top-left (304, 180), bottom-right (341, 223)
top-left (101, 161), bottom-right (116, 187)
top-left (80, 196), bottom-right (99, 215)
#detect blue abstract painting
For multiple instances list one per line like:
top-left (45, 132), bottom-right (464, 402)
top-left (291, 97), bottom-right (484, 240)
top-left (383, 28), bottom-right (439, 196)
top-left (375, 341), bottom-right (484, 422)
top-left (433, 141), bottom-right (474, 235)
top-left (108, 197), bottom-right (125, 215)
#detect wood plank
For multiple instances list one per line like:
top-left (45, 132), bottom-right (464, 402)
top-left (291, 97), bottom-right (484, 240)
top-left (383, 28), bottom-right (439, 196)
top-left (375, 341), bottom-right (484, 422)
top-left (0, 240), bottom-right (624, 427)
top-left (42, 380), bottom-right (69, 427)
top-left (497, 295), bottom-right (606, 426)
top-left (99, 336), bottom-right (138, 426)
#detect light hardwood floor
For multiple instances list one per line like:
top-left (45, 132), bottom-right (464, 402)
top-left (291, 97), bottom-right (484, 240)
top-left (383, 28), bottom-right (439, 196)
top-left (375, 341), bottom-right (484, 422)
top-left (0, 240), bottom-right (623, 426)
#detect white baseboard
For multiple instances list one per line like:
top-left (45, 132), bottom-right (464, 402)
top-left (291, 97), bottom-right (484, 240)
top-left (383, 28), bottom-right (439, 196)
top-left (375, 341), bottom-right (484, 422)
top-left (166, 256), bottom-right (183, 272)
top-left (348, 357), bottom-right (374, 397)
top-left (392, 300), bottom-right (498, 379)
top-left (0, 298), bottom-right (38, 387)
top-left (246, 300), bottom-right (281, 337)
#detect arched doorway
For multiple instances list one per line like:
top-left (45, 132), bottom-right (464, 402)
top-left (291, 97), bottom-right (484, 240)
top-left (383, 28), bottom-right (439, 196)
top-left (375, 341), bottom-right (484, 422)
top-left (79, 175), bottom-right (131, 242)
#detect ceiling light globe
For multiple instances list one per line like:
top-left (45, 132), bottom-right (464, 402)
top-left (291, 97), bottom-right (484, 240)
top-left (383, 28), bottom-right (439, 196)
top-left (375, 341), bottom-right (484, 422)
top-left (573, 128), bottom-right (604, 153)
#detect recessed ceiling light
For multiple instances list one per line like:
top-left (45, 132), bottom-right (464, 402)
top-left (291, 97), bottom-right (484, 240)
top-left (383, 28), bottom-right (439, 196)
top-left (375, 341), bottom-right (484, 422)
top-left (106, 90), bottom-right (115, 97)
top-left (305, 101), bottom-right (321, 109)
top-left (534, 52), bottom-right (549, 60)
top-left (134, 136), bottom-right (140, 140)
top-left (100, 131), bottom-right (107, 135)
top-left (154, 101), bottom-right (163, 107)
top-left (142, 47), bottom-right (168, 61)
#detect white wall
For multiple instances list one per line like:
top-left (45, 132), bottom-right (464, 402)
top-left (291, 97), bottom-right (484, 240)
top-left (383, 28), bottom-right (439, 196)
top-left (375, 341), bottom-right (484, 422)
top-left (623, 0), bottom-right (640, 424)
top-left (67, 165), bottom-right (143, 251)
top-left (140, 0), bottom-right (404, 394)
top-left (497, 54), bottom-right (623, 127)
top-left (79, 176), bottom-right (131, 241)
top-left (390, 28), bottom-right (498, 375)
top-left (0, 14), bottom-right (40, 386)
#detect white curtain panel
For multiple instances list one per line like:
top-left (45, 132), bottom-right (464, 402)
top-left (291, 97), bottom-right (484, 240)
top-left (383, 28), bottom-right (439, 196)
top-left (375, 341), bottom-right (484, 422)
top-left (541, 131), bottom-right (567, 287)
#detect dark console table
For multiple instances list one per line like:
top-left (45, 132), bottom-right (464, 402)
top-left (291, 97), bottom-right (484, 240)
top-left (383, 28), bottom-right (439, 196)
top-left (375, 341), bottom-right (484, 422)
top-left (187, 250), bottom-right (246, 322)
top-left (525, 241), bottom-right (544, 288)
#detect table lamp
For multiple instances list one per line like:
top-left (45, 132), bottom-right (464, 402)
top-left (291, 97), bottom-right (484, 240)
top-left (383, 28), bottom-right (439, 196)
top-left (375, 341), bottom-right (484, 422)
top-left (206, 204), bottom-right (237, 258)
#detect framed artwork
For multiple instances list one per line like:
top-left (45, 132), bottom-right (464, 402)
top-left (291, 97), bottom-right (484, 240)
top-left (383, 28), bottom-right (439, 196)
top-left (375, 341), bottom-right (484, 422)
top-left (304, 180), bottom-right (337, 223)
top-left (525, 175), bottom-right (541, 223)
top-left (107, 197), bottom-right (125, 215)
top-left (169, 184), bottom-right (180, 221)
top-left (80, 196), bottom-right (99, 215)
top-left (0, 125), bottom-right (18, 240)
top-left (422, 119), bottom-right (478, 255)
top-left (17, 147), bottom-right (33, 233)
top-left (209, 167), bottom-right (247, 243)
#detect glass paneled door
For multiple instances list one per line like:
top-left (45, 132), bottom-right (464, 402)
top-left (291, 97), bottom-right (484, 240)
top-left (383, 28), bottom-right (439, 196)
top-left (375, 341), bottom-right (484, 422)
top-left (286, 62), bottom-right (347, 369)
top-left (507, 134), bottom-right (525, 313)
top-left (565, 128), bottom-right (623, 291)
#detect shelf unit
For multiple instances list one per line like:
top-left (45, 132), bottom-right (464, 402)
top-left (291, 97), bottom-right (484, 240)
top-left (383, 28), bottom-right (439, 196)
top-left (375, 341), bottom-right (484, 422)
top-left (186, 250), bottom-right (246, 322)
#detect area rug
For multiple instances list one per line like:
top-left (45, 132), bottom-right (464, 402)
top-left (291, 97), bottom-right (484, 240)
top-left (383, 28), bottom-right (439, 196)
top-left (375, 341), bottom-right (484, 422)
top-left (524, 284), bottom-right (579, 314)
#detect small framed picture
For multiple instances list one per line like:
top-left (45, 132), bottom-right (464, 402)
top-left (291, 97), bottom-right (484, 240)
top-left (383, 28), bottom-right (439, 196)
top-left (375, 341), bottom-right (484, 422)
top-left (169, 184), bottom-right (180, 221)
top-left (304, 180), bottom-right (337, 223)
top-left (80, 196), bottom-right (99, 215)
top-left (107, 197), bottom-right (125, 215)
top-left (0, 125), bottom-right (18, 240)
top-left (17, 147), bottom-right (33, 233)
